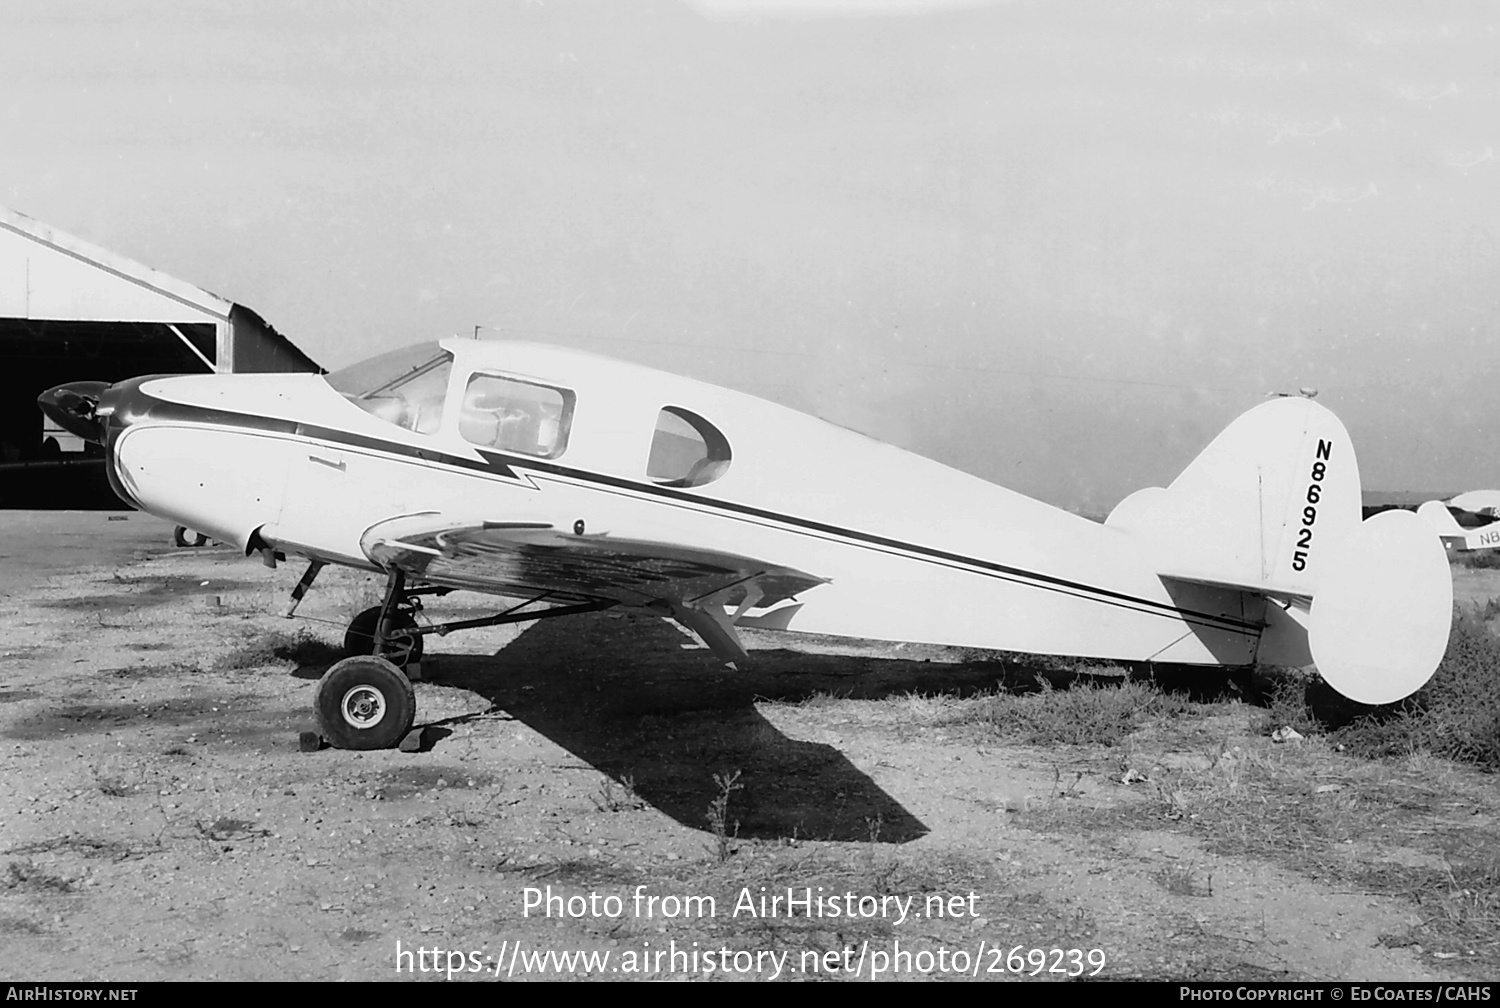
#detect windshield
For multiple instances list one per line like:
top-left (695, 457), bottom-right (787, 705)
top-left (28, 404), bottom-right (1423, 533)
top-left (325, 342), bottom-right (453, 434)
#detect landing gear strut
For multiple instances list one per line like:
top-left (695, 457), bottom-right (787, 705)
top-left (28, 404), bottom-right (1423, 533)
top-left (343, 569), bottom-right (427, 669)
top-left (344, 606), bottom-right (423, 666)
top-left (294, 564), bottom-right (616, 750)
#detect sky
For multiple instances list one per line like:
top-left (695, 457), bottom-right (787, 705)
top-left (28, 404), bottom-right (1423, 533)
top-left (2, 0), bottom-right (1496, 512)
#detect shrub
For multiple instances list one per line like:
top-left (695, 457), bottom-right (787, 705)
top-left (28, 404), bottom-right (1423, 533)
top-left (1336, 611), bottom-right (1500, 769)
top-left (1452, 548), bottom-right (1500, 570)
top-left (1255, 671), bottom-right (1324, 737)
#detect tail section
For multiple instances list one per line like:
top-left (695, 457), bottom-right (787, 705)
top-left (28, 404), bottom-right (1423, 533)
top-left (1108, 396), bottom-right (1452, 706)
top-left (1106, 396), bottom-right (1361, 596)
top-left (1305, 508), bottom-right (1451, 705)
top-left (1448, 490), bottom-right (1500, 516)
top-left (1417, 498), bottom-right (1468, 538)
top-left (1419, 498), bottom-right (1500, 552)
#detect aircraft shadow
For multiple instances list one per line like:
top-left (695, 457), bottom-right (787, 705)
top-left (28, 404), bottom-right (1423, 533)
top-left (279, 612), bottom-right (1248, 841)
top-left (417, 612), bottom-right (1025, 845)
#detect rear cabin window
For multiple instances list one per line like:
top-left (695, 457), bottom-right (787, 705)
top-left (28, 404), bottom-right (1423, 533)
top-left (647, 407), bottom-right (730, 487)
top-left (459, 374), bottom-right (573, 458)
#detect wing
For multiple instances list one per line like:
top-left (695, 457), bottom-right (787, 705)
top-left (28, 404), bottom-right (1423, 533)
top-left (359, 514), bottom-right (828, 664)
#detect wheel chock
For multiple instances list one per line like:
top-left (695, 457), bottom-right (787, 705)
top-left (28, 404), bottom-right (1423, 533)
top-left (298, 731), bottom-right (325, 753)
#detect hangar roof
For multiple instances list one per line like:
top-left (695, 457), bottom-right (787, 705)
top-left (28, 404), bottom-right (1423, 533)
top-left (0, 205), bottom-right (234, 323)
top-left (0, 204), bottom-right (318, 372)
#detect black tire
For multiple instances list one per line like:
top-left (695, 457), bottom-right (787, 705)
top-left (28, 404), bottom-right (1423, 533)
top-left (313, 656), bottom-right (416, 750)
top-left (172, 526), bottom-right (211, 548)
top-left (343, 606), bottom-right (424, 666)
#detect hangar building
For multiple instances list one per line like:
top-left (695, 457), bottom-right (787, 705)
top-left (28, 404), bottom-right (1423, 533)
top-left (0, 206), bottom-right (320, 507)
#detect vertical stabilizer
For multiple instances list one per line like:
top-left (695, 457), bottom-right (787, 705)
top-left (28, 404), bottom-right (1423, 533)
top-left (1108, 397), bottom-right (1451, 705)
top-left (1105, 397), bottom-right (1360, 596)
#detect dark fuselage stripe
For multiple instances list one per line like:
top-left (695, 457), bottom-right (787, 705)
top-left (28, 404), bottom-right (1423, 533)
top-left (121, 393), bottom-right (1261, 636)
top-left (527, 471), bottom-right (1257, 634)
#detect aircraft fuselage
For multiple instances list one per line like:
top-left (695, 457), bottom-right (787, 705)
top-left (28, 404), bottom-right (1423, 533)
top-left (85, 339), bottom-right (1265, 666)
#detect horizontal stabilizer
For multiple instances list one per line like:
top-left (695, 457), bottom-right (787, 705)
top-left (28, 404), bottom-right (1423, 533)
top-left (1111, 399), bottom-right (1451, 705)
top-left (1307, 509), bottom-right (1451, 705)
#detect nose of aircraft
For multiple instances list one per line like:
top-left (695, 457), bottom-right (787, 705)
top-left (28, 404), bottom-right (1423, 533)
top-left (37, 380), bottom-right (112, 444)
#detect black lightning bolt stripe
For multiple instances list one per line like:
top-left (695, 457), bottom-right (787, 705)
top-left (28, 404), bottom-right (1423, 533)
top-left (123, 389), bottom-right (1261, 636)
top-left (128, 394), bottom-right (523, 480)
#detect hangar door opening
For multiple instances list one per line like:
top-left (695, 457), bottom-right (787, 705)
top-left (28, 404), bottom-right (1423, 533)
top-left (0, 319), bottom-right (216, 508)
top-left (1, 207), bottom-right (319, 509)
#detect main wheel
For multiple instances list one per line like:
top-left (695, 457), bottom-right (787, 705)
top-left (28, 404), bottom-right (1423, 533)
top-left (313, 656), bottom-right (416, 750)
top-left (343, 606), bottom-right (424, 666)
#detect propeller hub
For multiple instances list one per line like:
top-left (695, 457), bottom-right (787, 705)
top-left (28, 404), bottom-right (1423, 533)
top-left (38, 381), bottom-right (111, 444)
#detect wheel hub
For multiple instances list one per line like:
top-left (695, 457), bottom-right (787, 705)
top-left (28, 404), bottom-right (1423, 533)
top-left (340, 685), bottom-right (387, 729)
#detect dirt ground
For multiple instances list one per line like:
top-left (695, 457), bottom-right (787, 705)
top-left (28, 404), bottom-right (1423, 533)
top-left (1, 511), bottom-right (1495, 982)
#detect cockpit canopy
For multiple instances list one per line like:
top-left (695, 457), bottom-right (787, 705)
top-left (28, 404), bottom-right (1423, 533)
top-left (324, 340), bottom-right (730, 483)
top-left (325, 342), bottom-right (452, 435)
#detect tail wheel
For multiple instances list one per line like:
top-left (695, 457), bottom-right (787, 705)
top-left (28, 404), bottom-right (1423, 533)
top-left (313, 656), bottom-right (416, 750)
top-left (343, 605), bottom-right (424, 667)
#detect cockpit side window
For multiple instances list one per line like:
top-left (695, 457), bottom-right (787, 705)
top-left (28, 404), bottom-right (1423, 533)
top-left (327, 343), bottom-right (453, 435)
top-left (459, 373), bottom-right (573, 458)
top-left (648, 407), bottom-right (730, 487)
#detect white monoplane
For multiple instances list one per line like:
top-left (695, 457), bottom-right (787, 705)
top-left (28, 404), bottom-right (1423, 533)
top-left (1417, 491), bottom-right (1500, 552)
top-left (39, 338), bottom-right (1453, 748)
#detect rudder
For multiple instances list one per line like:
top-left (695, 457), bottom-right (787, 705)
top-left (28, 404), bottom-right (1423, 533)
top-left (1105, 396), bottom-right (1361, 596)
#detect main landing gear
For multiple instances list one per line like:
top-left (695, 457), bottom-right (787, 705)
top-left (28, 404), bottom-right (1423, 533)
top-left (284, 562), bottom-right (614, 750)
top-left (343, 601), bottom-right (426, 669)
top-left (313, 655), bottom-right (416, 750)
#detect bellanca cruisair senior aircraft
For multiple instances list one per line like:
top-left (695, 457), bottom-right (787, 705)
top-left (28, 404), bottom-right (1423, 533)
top-left (38, 338), bottom-right (1453, 749)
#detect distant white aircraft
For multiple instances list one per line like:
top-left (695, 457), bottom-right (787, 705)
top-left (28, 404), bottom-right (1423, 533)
top-left (39, 338), bottom-right (1453, 748)
top-left (1448, 490), bottom-right (1500, 518)
top-left (1417, 493), bottom-right (1500, 552)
